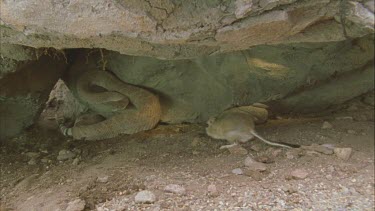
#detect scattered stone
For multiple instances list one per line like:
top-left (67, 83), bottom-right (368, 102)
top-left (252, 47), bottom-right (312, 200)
top-left (321, 121), bottom-right (333, 129)
top-left (256, 155), bottom-right (274, 163)
top-left (191, 137), bottom-right (201, 147)
top-left (282, 185), bottom-right (298, 194)
top-left (326, 174), bottom-right (333, 180)
top-left (231, 168), bottom-right (244, 175)
top-left (249, 142), bottom-right (263, 152)
top-left (244, 157), bottom-right (267, 171)
top-left (25, 152), bottom-right (41, 159)
top-left (97, 176), bottom-right (109, 183)
top-left (353, 114), bottom-right (369, 122)
top-left (192, 150), bottom-right (200, 155)
top-left (41, 158), bottom-right (49, 163)
top-left (191, 137), bottom-right (207, 148)
top-left (225, 144), bottom-right (248, 155)
top-left (335, 116), bottom-right (353, 121)
top-left (164, 184), bottom-right (186, 195)
top-left (271, 148), bottom-right (283, 157)
top-left (95, 196), bottom-right (129, 211)
top-left (327, 166), bottom-right (335, 173)
top-left (134, 190), bottom-right (156, 204)
top-left (207, 184), bottom-right (219, 197)
top-left (57, 149), bottom-right (76, 161)
top-left (40, 149), bottom-right (49, 154)
top-left (301, 144), bottom-right (334, 155)
top-left (13, 174), bottom-right (39, 191)
top-left (347, 129), bottom-right (356, 134)
top-left (72, 148), bottom-right (82, 155)
top-left (276, 116), bottom-right (283, 120)
top-left (72, 157), bottom-right (80, 165)
top-left (305, 150), bottom-right (320, 156)
top-left (322, 144), bottom-right (335, 150)
top-left (65, 198), bottom-right (86, 211)
top-left (289, 169), bottom-right (309, 180)
top-left (243, 169), bottom-right (264, 181)
top-left (346, 104), bottom-right (358, 111)
top-left (340, 186), bottom-right (350, 194)
top-left (285, 148), bottom-right (304, 159)
top-left (334, 147), bottom-right (353, 161)
top-left (28, 158), bottom-right (37, 165)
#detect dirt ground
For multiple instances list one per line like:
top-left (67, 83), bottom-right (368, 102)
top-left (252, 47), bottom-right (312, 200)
top-left (0, 99), bottom-right (374, 210)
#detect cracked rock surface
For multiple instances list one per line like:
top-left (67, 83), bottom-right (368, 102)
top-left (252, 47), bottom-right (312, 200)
top-left (1, 0), bottom-right (374, 59)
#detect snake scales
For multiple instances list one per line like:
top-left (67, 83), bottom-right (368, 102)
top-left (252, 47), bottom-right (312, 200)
top-left (61, 69), bottom-right (161, 140)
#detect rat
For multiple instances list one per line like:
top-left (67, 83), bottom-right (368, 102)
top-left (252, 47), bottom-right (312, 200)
top-left (206, 107), bottom-right (300, 149)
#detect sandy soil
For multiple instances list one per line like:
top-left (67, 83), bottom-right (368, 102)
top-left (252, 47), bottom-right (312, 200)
top-left (0, 100), bottom-right (374, 211)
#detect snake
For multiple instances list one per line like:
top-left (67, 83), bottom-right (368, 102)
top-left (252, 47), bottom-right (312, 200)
top-left (60, 69), bottom-right (161, 140)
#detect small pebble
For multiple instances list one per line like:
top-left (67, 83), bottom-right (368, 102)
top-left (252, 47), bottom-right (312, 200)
top-left (244, 157), bottom-right (267, 171)
top-left (232, 168), bottom-right (243, 175)
top-left (226, 145), bottom-right (248, 155)
top-left (346, 104), bottom-right (358, 111)
top-left (286, 151), bottom-right (295, 159)
top-left (72, 157), bottom-right (80, 165)
top-left (65, 198), bottom-right (85, 211)
top-left (289, 169), bottom-right (309, 180)
top-left (256, 155), bottom-right (274, 163)
top-left (25, 152), bottom-right (41, 159)
top-left (326, 175), bottom-right (333, 180)
top-left (135, 190), bottom-right (156, 204)
top-left (322, 144), bottom-right (335, 149)
top-left (207, 184), bottom-right (219, 197)
top-left (334, 147), bottom-right (352, 161)
top-left (57, 149), bottom-right (76, 161)
top-left (41, 158), bottom-right (49, 163)
top-left (191, 137), bottom-right (201, 147)
top-left (282, 185), bottom-right (297, 194)
top-left (164, 184), bottom-right (186, 195)
top-left (322, 121), bottom-right (333, 129)
top-left (301, 144), bottom-right (333, 155)
top-left (271, 149), bottom-right (282, 157)
top-left (335, 116), bottom-right (353, 120)
top-left (285, 148), bottom-right (303, 159)
top-left (28, 158), bottom-right (37, 165)
top-left (243, 169), bottom-right (264, 181)
top-left (250, 143), bottom-right (263, 152)
top-left (347, 129), bottom-right (356, 134)
top-left (305, 150), bottom-right (320, 156)
top-left (40, 149), bottom-right (49, 154)
top-left (97, 176), bottom-right (109, 183)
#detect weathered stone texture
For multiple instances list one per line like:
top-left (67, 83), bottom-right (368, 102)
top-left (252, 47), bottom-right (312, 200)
top-left (59, 35), bottom-right (373, 123)
top-left (1, 0), bottom-right (373, 59)
top-left (0, 54), bottom-right (66, 140)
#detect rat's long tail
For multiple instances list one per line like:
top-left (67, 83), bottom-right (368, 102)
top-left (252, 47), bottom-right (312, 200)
top-left (251, 131), bottom-right (300, 148)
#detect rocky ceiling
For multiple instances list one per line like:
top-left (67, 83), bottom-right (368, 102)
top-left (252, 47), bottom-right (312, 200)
top-left (1, 0), bottom-right (374, 59)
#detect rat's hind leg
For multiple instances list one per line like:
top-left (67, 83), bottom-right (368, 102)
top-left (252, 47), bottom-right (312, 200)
top-left (219, 136), bottom-right (239, 149)
top-left (219, 142), bottom-right (239, 149)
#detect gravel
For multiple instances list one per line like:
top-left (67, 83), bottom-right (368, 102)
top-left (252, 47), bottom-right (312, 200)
top-left (164, 184), bottom-right (186, 195)
top-left (57, 149), bottom-right (76, 161)
top-left (244, 157), bottom-right (267, 171)
top-left (134, 190), bottom-right (156, 204)
top-left (334, 147), bottom-right (353, 160)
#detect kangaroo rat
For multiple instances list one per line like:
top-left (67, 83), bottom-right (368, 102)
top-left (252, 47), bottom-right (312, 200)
top-left (206, 106), bottom-right (300, 148)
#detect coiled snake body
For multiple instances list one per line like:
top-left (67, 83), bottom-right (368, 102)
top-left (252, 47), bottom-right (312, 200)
top-left (61, 70), bottom-right (161, 140)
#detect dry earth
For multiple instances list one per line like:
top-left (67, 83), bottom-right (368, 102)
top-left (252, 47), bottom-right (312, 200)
top-left (0, 100), bottom-right (374, 210)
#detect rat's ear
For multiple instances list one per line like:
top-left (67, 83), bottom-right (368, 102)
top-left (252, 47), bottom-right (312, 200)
top-left (207, 117), bottom-right (216, 125)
